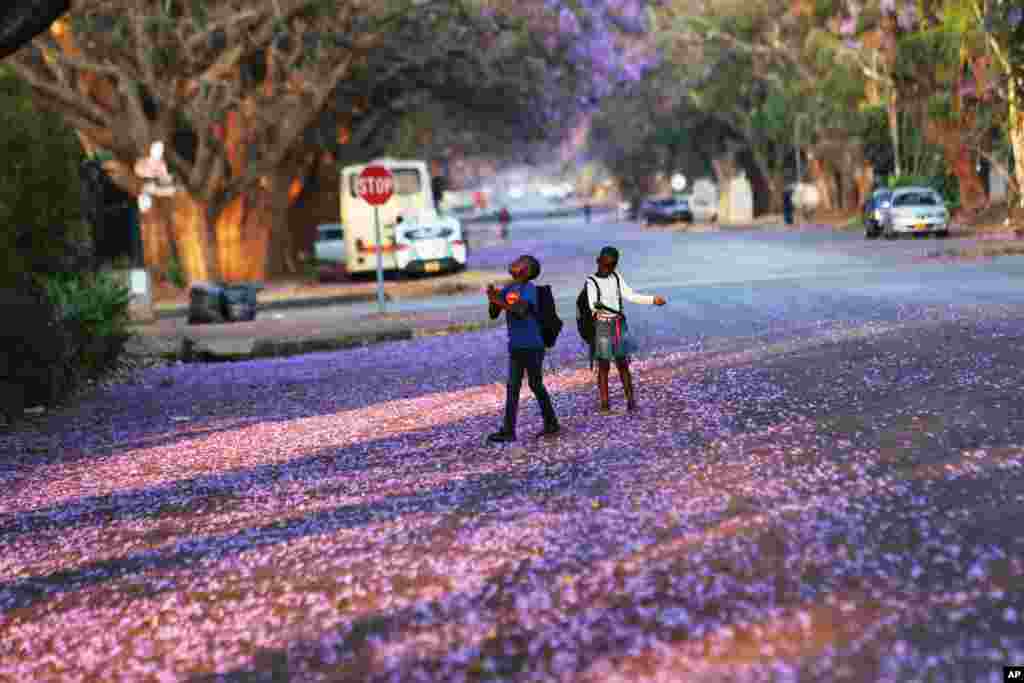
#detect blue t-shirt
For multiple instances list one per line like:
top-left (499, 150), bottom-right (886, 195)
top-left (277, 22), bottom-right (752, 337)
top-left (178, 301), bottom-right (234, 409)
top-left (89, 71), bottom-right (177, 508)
top-left (500, 282), bottom-right (544, 350)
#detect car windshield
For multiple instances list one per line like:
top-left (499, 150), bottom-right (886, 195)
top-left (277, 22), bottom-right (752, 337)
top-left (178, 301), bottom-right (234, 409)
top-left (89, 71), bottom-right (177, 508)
top-left (404, 226), bottom-right (454, 240)
top-left (317, 227), bottom-right (343, 240)
top-left (893, 192), bottom-right (940, 207)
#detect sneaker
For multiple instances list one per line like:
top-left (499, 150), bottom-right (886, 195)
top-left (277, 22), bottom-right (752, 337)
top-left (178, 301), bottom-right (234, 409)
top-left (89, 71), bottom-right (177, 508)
top-left (487, 431), bottom-right (516, 443)
top-left (535, 424), bottom-right (560, 438)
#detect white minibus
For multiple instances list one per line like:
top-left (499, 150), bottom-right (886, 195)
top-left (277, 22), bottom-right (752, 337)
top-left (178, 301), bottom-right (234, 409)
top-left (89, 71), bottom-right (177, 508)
top-left (340, 159), bottom-right (467, 275)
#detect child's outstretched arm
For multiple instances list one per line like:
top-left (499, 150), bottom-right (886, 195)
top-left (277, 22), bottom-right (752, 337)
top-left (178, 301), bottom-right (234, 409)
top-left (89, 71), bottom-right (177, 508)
top-left (618, 275), bottom-right (658, 305)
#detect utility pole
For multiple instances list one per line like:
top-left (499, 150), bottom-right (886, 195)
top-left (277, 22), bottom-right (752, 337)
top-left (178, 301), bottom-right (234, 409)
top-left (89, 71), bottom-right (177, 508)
top-left (795, 115), bottom-right (802, 187)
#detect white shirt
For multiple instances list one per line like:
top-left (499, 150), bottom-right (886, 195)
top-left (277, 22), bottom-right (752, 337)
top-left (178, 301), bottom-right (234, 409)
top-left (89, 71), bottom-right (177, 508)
top-left (586, 272), bottom-right (654, 315)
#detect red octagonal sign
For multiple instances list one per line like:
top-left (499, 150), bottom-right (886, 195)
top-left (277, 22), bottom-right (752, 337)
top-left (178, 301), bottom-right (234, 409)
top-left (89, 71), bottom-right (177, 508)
top-left (358, 165), bottom-right (394, 206)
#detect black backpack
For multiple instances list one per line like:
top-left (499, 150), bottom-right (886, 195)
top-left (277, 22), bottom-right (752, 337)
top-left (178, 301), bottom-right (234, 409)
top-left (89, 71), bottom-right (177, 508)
top-left (535, 284), bottom-right (563, 348)
top-left (576, 273), bottom-right (623, 346)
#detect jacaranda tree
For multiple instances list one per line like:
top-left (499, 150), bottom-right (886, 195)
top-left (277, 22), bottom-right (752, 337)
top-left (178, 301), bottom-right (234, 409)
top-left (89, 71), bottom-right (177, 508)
top-left (9, 0), bottom-right (658, 284)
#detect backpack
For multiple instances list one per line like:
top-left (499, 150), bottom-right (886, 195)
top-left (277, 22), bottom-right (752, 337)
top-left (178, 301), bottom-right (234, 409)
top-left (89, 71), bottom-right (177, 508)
top-left (576, 273), bottom-right (623, 346)
top-left (535, 284), bottom-right (563, 348)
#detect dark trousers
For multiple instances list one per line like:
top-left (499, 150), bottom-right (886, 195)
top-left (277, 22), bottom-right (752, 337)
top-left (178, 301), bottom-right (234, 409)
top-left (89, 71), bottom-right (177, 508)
top-left (504, 349), bottom-right (558, 434)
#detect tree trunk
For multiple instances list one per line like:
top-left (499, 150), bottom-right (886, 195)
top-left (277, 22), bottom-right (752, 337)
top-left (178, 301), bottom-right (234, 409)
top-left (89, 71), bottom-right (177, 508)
top-left (214, 195), bottom-right (244, 282)
top-left (767, 172), bottom-right (784, 213)
top-left (748, 145), bottom-right (782, 213)
top-left (712, 153), bottom-right (737, 221)
top-left (949, 143), bottom-right (987, 211)
top-left (1009, 83), bottom-right (1024, 213)
top-left (806, 151), bottom-right (836, 212)
top-left (888, 94), bottom-right (902, 177)
top-left (140, 200), bottom-right (175, 276)
top-left (169, 192), bottom-right (219, 284)
top-left (926, 117), bottom-right (987, 212)
top-left (853, 159), bottom-right (874, 209)
top-left (264, 172), bottom-right (297, 278)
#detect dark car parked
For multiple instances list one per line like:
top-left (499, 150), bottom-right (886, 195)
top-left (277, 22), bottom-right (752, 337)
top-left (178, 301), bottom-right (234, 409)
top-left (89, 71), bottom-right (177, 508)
top-left (642, 198), bottom-right (693, 224)
top-left (862, 188), bottom-right (893, 239)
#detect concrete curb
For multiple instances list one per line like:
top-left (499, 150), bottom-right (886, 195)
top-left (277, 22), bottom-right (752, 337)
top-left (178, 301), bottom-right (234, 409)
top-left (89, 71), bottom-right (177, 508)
top-left (157, 318), bottom-right (506, 363)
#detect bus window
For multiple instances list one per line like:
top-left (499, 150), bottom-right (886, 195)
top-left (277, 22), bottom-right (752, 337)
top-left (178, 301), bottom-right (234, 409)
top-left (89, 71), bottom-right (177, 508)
top-left (393, 169), bottom-right (421, 195)
top-left (349, 168), bottom-right (423, 197)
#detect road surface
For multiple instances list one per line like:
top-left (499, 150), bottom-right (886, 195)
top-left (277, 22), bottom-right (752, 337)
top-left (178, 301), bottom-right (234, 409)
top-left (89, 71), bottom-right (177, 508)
top-left (2, 217), bottom-right (1023, 681)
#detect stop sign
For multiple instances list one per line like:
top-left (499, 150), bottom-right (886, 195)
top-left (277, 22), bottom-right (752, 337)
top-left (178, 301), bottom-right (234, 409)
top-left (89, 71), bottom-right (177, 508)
top-left (358, 165), bottom-right (394, 206)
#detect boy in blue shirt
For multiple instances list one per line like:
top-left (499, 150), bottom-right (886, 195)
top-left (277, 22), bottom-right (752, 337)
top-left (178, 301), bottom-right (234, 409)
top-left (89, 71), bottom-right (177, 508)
top-left (485, 255), bottom-right (560, 443)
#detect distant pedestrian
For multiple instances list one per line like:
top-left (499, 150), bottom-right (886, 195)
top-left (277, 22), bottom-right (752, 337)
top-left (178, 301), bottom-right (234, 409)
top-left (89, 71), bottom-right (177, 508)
top-left (584, 203), bottom-right (592, 223)
top-left (498, 207), bottom-right (511, 239)
top-left (783, 188), bottom-right (794, 225)
top-left (486, 255), bottom-right (560, 443)
top-left (585, 246), bottom-right (666, 412)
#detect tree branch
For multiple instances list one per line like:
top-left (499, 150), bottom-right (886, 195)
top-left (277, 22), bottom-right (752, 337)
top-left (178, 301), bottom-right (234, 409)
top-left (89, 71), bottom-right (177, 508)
top-left (183, 9), bottom-right (263, 53)
top-left (10, 58), bottom-right (116, 131)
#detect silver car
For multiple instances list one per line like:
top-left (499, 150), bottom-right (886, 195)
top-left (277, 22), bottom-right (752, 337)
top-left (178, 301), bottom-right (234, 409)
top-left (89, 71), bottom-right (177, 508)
top-left (881, 187), bottom-right (950, 239)
top-left (314, 223), bottom-right (345, 263)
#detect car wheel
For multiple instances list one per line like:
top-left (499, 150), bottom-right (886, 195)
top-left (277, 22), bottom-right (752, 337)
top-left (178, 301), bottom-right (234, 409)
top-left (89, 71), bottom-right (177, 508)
top-left (883, 228), bottom-right (896, 240)
top-left (936, 229), bottom-right (950, 239)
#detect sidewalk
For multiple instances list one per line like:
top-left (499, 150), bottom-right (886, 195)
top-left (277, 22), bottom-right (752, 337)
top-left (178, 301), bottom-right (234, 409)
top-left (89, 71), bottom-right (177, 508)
top-left (131, 299), bottom-right (506, 362)
top-left (152, 268), bottom-right (512, 319)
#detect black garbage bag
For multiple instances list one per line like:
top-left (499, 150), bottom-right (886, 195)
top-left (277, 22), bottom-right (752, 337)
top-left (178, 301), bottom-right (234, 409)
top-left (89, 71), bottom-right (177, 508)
top-left (222, 284), bottom-right (260, 322)
top-left (187, 282), bottom-right (226, 325)
top-left (187, 282), bottom-right (262, 324)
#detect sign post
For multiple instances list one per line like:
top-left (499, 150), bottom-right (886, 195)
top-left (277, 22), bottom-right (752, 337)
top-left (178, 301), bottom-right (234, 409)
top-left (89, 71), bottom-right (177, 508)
top-left (357, 164), bottom-right (395, 314)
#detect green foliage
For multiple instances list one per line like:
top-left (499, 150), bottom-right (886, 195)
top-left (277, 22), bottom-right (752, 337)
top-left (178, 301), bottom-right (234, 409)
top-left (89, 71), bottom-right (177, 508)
top-left (1, 269), bottom-right (134, 419)
top-left (819, 59), bottom-right (865, 111)
top-left (0, 68), bottom-right (88, 289)
top-left (853, 104), bottom-right (894, 171)
top-left (45, 271), bottom-right (133, 339)
top-left (43, 270), bottom-right (134, 376)
top-left (927, 91), bottom-right (954, 121)
top-left (750, 91), bottom-right (792, 141)
top-left (813, 0), bottom-right (839, 22)
top-left (893, 26), bottom-right (959, 85)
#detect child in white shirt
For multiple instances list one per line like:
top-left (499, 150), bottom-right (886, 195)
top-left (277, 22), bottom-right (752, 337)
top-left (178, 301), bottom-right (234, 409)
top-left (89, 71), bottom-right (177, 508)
top-left (586, 246), bottom-right (666, 412)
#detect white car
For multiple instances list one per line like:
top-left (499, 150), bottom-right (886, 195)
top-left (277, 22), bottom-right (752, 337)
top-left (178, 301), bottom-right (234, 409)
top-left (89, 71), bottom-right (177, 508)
top-left (881, 187), bottom-right (950, 239)
top-left (314, 223), bottom-right (345, 263)
top-left (686, 193), bottom-right (718, 222)
top-left (393, 210), bottom-right (468, 274)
